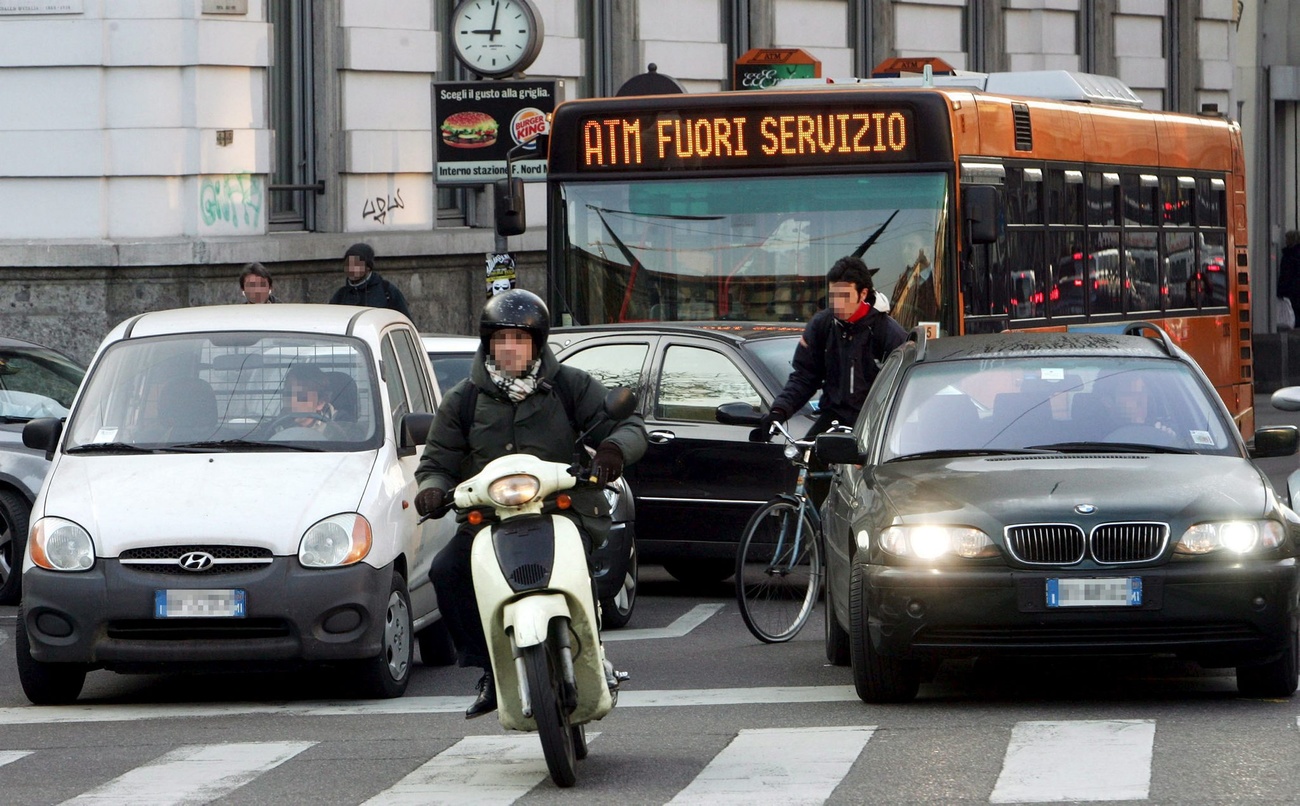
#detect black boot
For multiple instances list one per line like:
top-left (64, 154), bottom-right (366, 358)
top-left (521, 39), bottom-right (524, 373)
top-left (466, 671), bottom-right (497, 719)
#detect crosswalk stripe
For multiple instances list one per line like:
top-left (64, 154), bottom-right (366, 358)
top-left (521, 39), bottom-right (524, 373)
top-left (361, 733), bottom-right (597, 806)
top-left (603, 603), bottom-right (725, 642)
top-left (0, 750), bottom-right (32, 768)
top-left (0, 686), bottom-right (861, 725)
top-left (667, 726), bottom-right (875, 805)
top-left (58, 741), bottom-right (316, 806)
top-left (990, 720), bottom-right (1154, 803)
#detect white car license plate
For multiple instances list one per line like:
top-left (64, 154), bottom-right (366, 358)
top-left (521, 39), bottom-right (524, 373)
top-left (1046, 577), bottom-right (1141, 608)
top-left (155, 589), bottom-right (246, 618)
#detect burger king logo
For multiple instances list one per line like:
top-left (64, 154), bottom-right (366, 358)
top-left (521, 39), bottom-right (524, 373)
top-left (511, 108), bottom-right (549, 149)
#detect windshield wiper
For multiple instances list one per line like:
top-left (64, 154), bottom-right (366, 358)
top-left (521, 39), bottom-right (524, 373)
top-left (1027, 441), bottom-right (1195, 455)
top-left (171, 439), bottom-right (325, 453)
top-left (886, 448), bottom-right (1055, 462)
top-left (0, 415), bottom-right (33, 424)
top-left (66, 442), bottom-right (156, 454)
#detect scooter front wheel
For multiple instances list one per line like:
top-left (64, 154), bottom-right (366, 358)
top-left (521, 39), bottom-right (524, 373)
top-left (523, 640), bottom-right (577, 787)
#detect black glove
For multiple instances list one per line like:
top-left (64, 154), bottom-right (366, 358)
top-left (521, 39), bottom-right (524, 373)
top-left (591, 442), bottom-right (625, 484)
top-left (749, 405), bottom-right (789, 443)
top-left (414, 487), bottom-right (445, 517)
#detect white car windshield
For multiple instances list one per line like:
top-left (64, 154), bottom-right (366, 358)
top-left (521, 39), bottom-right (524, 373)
top-left (884, 357), bottom-right (1238, 460)
top-left (65, 332), bottom-right (379, 451)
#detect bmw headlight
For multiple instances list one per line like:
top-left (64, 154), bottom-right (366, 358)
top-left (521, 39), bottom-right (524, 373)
top-left (879, 525), bottom-right (997, 559)
top-left (299, 513), bottom-right (372, 568)
top-left (29, 517), bottom-right (95, 571)
top-left (1175, 520), bottom-right (1285, 555)
top-left (488, 474), bottom-right (541, 507)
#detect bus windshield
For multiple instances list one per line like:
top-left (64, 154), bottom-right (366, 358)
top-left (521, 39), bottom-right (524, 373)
top-left (555, 172), bottom-right (949, 330)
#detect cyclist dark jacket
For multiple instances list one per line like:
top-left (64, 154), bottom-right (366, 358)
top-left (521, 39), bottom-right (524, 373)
top-left (771, 298), bottom-right (907, 429)
top-left (416, 346), bottom-right (647, 495)
top-left (327, 271), bottom-right (412, 319)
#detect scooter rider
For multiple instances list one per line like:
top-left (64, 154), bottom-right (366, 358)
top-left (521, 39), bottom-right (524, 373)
top-left (414, 289), bottom-right (648, 719)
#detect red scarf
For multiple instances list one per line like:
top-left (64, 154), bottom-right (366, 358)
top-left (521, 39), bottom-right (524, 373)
top-left (844, 299), bottom-right (872, 323)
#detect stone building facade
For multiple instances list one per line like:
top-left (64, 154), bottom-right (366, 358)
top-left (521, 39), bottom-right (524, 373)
top-left (0, 0), bottom-right (1291, 365)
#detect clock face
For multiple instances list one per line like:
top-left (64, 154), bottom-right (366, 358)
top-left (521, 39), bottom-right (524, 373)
top-left (451, 0), bottom-right (544, 78)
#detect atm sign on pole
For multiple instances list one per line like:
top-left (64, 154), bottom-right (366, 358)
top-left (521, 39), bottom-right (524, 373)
top-left (733, 48), bottom-right (821, 91)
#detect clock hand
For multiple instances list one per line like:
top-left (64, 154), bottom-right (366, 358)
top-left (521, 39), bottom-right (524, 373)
top-left (488, 0), bottom-right (501, 41)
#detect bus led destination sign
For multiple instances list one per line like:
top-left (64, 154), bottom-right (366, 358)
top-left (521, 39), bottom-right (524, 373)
top-left (579, 108), bottom-right (915, 171)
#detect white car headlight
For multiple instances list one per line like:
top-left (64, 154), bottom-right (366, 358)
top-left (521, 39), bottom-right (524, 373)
top-left (879, 525), bottom-right (996, 559)
top-left (29, 517), bottom-right (95, 571)
top-left (299, 513), bottom-right (372, 568)
top-left (488, 474), bottom-right (541, 507)
top-left (1175, 520), bottom-right (1286, 555)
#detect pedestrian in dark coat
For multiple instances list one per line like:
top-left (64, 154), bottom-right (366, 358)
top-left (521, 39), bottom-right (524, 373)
top-left (328, 242), bottom-right (412, 318)
top-left (1278, 231), bottom-right (1300, 326)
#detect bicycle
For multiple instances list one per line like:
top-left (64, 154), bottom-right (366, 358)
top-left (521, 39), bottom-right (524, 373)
top-left (734, 419), bottom-right (832, 643)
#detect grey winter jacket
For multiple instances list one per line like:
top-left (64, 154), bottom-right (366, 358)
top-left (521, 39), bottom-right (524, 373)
top-left (415, 346), bottom-right (647, 494)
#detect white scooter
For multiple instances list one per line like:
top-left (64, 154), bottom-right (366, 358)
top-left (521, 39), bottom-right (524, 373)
top-left (447, 389), bottom-right (635, 788)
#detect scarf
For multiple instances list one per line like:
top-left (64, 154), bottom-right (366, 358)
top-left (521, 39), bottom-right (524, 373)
top-left (486, 357), bottom-right (542, 403)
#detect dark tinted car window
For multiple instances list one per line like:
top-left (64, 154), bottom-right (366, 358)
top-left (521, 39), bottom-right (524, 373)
top-left (744, 336), bottom-right (801, 386)
top-left (0, 345), bottom-right (85, 419)
top-left (561, 343), bottom-right (648, 391)
top-left (658, 345), bottom-right (761, 421)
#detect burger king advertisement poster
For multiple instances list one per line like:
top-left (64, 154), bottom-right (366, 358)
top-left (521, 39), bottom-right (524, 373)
top-left (434, 80), bottom-right (558, 185)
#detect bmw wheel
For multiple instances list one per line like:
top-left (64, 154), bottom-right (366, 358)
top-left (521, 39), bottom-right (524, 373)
top-left (848, 564), bottom-right (919, 703)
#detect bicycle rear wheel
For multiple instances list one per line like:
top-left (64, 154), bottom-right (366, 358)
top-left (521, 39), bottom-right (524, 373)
top-left (735, 499), bottom-right (822, 643)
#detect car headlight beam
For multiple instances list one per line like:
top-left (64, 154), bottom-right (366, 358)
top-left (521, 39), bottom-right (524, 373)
top-left (299, 513), bottom-right (373, 568)
top-left (29, 517), bottom-right (95, 572)
top-left (1175, 520), bottom-right (1285, 556)
top-left (879, 525), bottom-right (996, 559)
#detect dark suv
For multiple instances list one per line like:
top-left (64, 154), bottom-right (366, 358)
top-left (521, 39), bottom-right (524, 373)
top-left (550, 323), bottom-right (813, 584)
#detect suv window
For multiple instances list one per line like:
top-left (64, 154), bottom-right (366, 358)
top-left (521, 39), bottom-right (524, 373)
top-left (561, 343), bottom-right (648, 391)
top-left (658, 345), bottom-right (762, 421)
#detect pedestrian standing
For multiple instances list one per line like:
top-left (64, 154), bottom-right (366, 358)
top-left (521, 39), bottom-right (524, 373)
top-left (239, 262), bottom-right (278, 303)
top-left (328, 242), bottom-right (412, 319)
top-left (1278, 230), bottom-right (1300, 330)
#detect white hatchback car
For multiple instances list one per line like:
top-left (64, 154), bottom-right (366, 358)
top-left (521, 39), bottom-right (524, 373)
top-left (18, 305), bottom-right (455, 704)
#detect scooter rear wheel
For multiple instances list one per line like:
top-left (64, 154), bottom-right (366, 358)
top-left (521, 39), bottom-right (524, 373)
top-left (523, 639), bottom-right (577, 787)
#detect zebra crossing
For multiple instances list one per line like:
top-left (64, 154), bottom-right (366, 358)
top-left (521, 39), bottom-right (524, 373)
top-left (3, 715), bottom-right (1297, 804)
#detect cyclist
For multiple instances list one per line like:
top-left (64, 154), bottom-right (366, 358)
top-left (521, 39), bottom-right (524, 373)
top-left (413, 289), bottom-right (647, 719)
top-left (753, 256), bottom-right (907, 500)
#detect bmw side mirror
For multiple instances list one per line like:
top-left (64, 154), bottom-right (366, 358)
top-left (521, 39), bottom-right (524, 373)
top-left (715, 401), bottom-right (762, 426)
top-left (816, 431), bottom-right (864, 465)
top-left (1249, 425), bottom-right (1300, 459)
top-left (23, 417), bottom-right (63, 461)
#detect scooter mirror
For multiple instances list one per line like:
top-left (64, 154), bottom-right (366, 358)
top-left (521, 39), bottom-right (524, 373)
top-left (603, 387), bottom-right (638, 420)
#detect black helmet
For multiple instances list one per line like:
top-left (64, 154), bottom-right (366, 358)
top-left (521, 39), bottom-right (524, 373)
top-left (480, 289), bottom-right (550, 350)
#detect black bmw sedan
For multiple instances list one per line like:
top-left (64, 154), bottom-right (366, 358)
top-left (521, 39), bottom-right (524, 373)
top-left (817, 325), bottom-right (1300, 702)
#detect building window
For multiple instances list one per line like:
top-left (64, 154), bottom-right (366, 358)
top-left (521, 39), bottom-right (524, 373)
top-left (267, 0), bottom-right (316, 231)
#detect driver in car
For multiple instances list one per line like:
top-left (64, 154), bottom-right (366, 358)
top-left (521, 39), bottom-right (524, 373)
top-left (277, 364), bottom-right (337, 434)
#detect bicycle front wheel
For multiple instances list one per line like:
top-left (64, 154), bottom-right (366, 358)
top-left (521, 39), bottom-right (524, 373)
top-left (735, 499), bottom-right (822, 643)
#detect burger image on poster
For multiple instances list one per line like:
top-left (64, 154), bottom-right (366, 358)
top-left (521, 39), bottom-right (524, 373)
top-left (441, 111), bottom-right (498, 148)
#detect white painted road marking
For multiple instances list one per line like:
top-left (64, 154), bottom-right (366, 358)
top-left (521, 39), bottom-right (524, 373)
top-left (0, 750), bottom-right (32, 767)
top-left (59, 741), bottom-right (315, 806)
top-left (602, 603), bottom-right (724, 642)
top-left (360, 733), bottom-right (597, 805)
top-left (668, 726), bottom-right (874, 805)
top-left (990, 720), bottom-right (1154, 803)
top-left (0, 685), bottom-right (860, 725)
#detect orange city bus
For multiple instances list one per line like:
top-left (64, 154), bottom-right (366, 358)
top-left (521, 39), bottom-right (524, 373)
top-left (530, 59), bottom-right (1254, 432)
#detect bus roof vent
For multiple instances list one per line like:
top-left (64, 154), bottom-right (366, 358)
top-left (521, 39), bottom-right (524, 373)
top-left (983, 71), bottom-right (1144, 108)
top-left (1012, 103), bottom-right (1033, 151)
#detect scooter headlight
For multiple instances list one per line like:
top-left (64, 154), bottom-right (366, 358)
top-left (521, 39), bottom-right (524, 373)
top-left (488, 474), bottom-right (541, 507)
top-left (299, 513), bottom-right (372, 568)
top-left (29, 517), bottom-right (95, 571)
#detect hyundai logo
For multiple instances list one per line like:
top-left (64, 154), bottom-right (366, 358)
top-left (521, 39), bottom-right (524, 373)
top-left (1074, 504), bottom-right (1098, 515)
top-left (178, 551), bottom-right (215, 572)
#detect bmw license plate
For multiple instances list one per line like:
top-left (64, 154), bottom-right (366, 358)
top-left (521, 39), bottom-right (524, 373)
top-left (1046, 577), bottom-right (1142, 608)
top-left (155, 589), bottom-right (246, 618)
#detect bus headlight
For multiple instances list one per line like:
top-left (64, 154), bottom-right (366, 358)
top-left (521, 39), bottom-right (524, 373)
top-left (1175, 520), bottom-right (1285, 555)
top-left (29, 517), bottom-right (95, 572)
top-left (879, 525), bottom-right (996, 559)
top-left (299, 513), bottom-right (372, 568)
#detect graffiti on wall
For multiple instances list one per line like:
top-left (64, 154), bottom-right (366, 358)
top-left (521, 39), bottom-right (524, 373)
top-left (361, 189), bottom-right (405, 225)
top-left (199, 174), bottom-right (264, 234)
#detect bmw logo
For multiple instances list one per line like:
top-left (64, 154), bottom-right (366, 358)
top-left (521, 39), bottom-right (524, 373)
top-left (178, 551), bottom-right (215, 572)
top-left (1074, 504), bottom-right (1098, 515)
